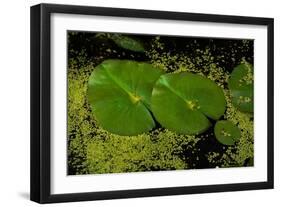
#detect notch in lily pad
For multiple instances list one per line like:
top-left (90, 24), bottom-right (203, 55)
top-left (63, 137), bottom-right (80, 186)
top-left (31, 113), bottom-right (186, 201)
top-left (88, 59), bottom-right (164, 136)
top-left (214, 120), bottom-right (241, 145)
top-left (228, 62), bottom-right (253, 113)
top-left (151, 72), bottom-right (226, 135)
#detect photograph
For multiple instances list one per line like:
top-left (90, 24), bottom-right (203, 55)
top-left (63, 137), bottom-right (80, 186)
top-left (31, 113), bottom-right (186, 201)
top-left (67, 31), bottom-right (254, 175)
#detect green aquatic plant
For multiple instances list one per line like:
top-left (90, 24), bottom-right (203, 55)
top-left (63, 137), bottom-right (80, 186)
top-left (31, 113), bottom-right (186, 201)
top-left (228, 62), bottom-right (253, 113)
top-left (87, 59), bottom-right (163, 136)
top-left (95, 33), bottom-right (145, 52)
top-left (207, 89), bottom-right (253, 167)
top-left (151, 72), bottom-right (226, 135)
top-left (110, 34), bottom-right (145, 52)
top-left (68, 63), bottom-right (95, 175)
top-left (214, 120), bottom-right (241, 145)
top-left (86, 129), bottom-right (198, 174)
top-left (219, 89), bottom-right (254, 167)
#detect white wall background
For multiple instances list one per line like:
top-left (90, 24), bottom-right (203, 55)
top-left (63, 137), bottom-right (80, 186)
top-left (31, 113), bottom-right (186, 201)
top-left (0, 0), bottom-right (279, 206)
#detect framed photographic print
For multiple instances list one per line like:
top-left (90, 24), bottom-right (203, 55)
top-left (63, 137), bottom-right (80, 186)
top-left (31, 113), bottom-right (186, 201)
top-left (30, 3), bottom-right (274, 203)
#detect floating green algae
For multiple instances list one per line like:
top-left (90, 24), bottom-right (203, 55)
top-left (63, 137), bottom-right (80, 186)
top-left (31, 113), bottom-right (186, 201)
top-left (67, 32), bottom-right (254, 174)
top-left (86, 129), bottom-right (198, 173)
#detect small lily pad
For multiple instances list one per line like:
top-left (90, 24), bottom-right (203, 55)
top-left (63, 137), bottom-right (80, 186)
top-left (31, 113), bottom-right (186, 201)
top-left (214, 120), bottom-right (241, 145)
top-left (110, 34), bottom-right (145, 52)
top-left (88, 59), bottom-right (163, 136)
top-left (228, 62), bottom-right (253, 112)
top-left (151, 72), bottom-right (226, 135)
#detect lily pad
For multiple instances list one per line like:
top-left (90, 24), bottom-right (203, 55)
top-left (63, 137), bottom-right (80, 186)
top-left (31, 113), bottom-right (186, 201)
top-left (228, 62), bottom-right (253, 112)
top-left (151, 72), bottom-right (226, 135)
top-left (110, 34), bottom-right (145, 52)
top-left (88, 59), bottom-right (163, 136)
top-left (214, 120), bottom-right (241, 145)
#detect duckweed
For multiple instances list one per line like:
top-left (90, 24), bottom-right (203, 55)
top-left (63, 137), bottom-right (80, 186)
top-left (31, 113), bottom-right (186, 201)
top-left (86, 129), bottom-right (198, 173)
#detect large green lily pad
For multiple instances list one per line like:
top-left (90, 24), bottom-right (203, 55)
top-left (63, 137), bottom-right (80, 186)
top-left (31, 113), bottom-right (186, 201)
top-left (88, 59), bottom-right (163, 136)
top-left (151, 72), bottom-right (226, 135)
top-left (214, 120), bottom-right (241, 145)
top-left (228, 62), bottom-right (253, 113)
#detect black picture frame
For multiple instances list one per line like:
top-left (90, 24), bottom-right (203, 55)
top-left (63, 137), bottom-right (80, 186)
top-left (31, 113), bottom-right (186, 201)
top-left (30, 3), bottom-right (274, 204)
